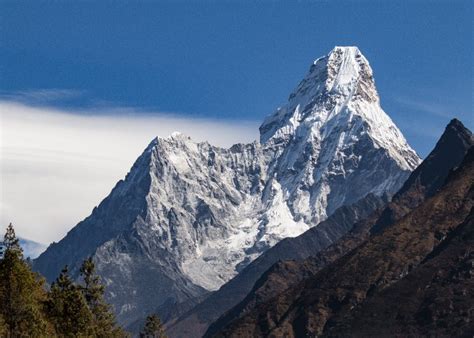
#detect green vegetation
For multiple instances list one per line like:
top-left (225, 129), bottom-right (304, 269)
top-left (0, 223), bottom-right (157, 337)
top-left (0, 223), bottom-right (52, 336)
top-left (140, 314), bottom-right (167, 338)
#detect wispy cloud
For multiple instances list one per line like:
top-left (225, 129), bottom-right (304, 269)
top-left (394, 96), bottom-right (454, 119)
top-left (0, 101), bottom-right (259, 245)
top-left (397, 120), bottom-right (445, 139)
top-left (0, 89), bottom-right (84, 105)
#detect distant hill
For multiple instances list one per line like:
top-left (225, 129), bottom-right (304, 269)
top-left (19, 238), bottom-right (47, 259)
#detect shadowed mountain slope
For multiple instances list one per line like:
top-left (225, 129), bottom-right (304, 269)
top-left (215, 138), bottom-right (473, 337)
top-left (209, 120), bottom-right (473, 337)
top-left (325, 208), bottom-right (474, 337)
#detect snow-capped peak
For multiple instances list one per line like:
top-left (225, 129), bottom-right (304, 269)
top-left (260, 46), bottom-right (420, 170)
top-left (326, 46), bottom-right (374, 97)
top-left (290, 46), bottom-right (375, 109)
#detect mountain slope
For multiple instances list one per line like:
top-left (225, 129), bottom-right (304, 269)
top-left (326, 209), bottom-right (474, 337)
top-left (371, 118), bottom-right (473, 234)
top-left (34, 46), bottom-right (419, 327)
top-left (216, 143), bottom-right (473, 337)
top-left (167, 194), bottom-right (385, 338)
top-left (206, 118), bottom-right (473, 336)
top-left (260, 46), bottom-right (419, 224)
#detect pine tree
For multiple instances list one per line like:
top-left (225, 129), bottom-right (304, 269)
top-left (46, 265), bottom-right (93, 336)
top-left (80, 257), bottom-right (127, 337)
top-left (3, 223), bottom-right (21, 255)
top-left (0, 224), bottom-right (130, 336)
top-left (0, 223), bottom-right (51, 336)
top-left (140, 314), bottom-right (167, 338)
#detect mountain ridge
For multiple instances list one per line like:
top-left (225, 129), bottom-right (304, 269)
top-left (213, 124), bottom-right (473, 337)
top-left (206, 118), bottom-right (473, 337)
top-left (34, 46), bottom-right (420, 328)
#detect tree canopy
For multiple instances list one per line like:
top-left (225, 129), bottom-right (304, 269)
top-left (0, 223), bottom-right (51, 336)
top-left (140, 314), bottom-right (167, 338)
top-left (0, 223), bottom-right (129, 337)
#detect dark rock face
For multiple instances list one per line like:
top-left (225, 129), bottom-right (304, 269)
top-left (325, 210), bottom-right (474, 337)
top-left (167, 194), bottom-right (385, 338)
top-left (371, 118), bottom-right (473, 234)
top-left (214, 145), bottom-right (474, 337)
top-left (397, 119), bottom-right (473, 198)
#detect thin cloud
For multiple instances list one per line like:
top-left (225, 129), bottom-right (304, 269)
top-left (0, 89), bottom-right (85, 105)
top-left (397, 120), bottom-right (445, 139)
top-left (0, 101), bottom-right (259, 245)
top-left (394, 96), bottom-right (454, 118)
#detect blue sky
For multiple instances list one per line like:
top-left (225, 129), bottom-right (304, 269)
top-left (1, 0), bottom-right (473, 156)
top-left (0, 0), bottom-right (472, 244)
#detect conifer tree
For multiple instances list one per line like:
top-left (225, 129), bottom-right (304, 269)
top-left (46, 265), bottom-right (93, 336)
top-left (80, 257), bottom-right (127, 337)
top-left (0, 223), bottom-right (50, 336)
top-left (3, 223), bottom-right (21, 254)
top-left (0, 224), bottom-right (130, 336)
top-left (140, 314), bottom-right (167, 338)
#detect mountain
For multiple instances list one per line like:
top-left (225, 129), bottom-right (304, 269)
top-left (326, 209), bottom-right (474, 337)
top-left (174, 71), bottom-right (474, 338)
top-left (371, 118), bottom-right (474, 234)
top-left (206, 118), bottom-right (473, 337)
top-left (166, 194), bottom-right (385, 338)
top-left (259, 46), bottom-right (419, 223)
top-left (34, 46), bottom-right (419, 328)
top-left (214, 130), bottom-right (473, 337)
top-left (19, 238), bottom-right (47, 259)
